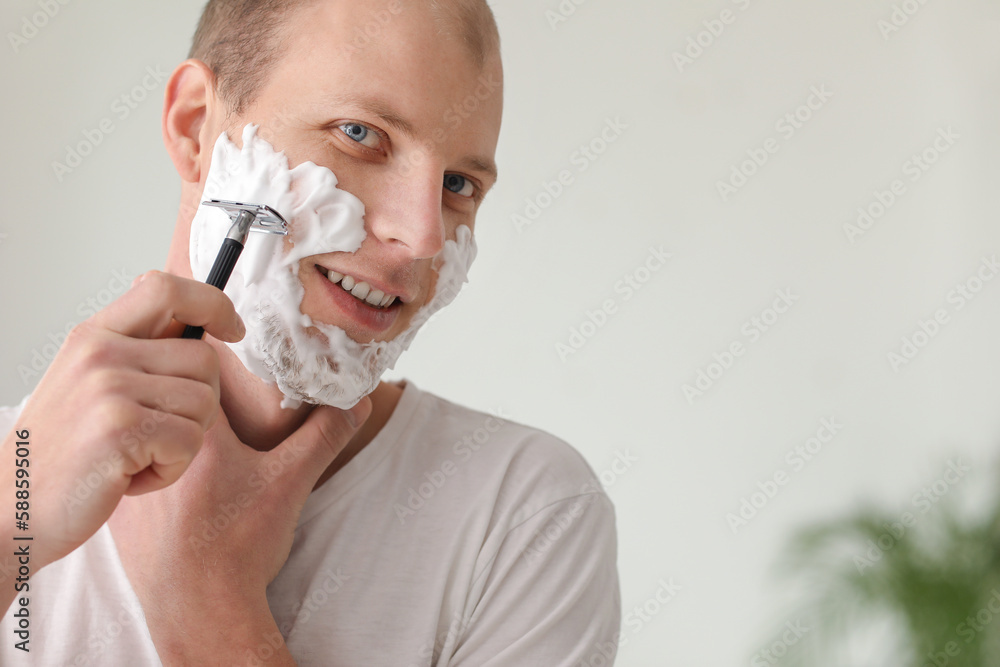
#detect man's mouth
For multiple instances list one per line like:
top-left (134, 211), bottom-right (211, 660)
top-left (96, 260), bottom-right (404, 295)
top-left (319, 266), bottom-right (400, 309)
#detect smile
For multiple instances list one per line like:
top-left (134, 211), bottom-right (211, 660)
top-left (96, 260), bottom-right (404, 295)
top-left (322, 268), bottom-right (399, 309)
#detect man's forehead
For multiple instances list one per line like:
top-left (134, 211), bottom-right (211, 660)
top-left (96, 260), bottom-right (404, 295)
top-left (278, 6), bottom-right (496, 96)
top-left (284, 0), bottom-right (501, 77)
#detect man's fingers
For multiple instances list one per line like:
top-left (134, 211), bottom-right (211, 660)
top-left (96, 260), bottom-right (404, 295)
top-left (95, 270), bottom-right (245, 342)
top-left (125, 465), bottom-right (184, 497)
top-left (122, 337), bottom-right (222, 400)
top-left (157, 319), bottom-right (188, 340)
top-left (266, 398), bottom-right (372, 496)
top-left (118, 409), bottom-right (206, 495)
top-left (125, 372), bottom-right (220, 431)
top-left (80, 337), bottom-right (221, 427)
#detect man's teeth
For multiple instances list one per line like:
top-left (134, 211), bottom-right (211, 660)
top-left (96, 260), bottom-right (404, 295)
top-left (326, 270), bottom-right (398, 308)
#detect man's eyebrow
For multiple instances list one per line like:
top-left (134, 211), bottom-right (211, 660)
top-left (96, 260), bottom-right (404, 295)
top-left (322, 93), bottom-right (417, 138)
top-left (459, 155), bottom-right (498, 183)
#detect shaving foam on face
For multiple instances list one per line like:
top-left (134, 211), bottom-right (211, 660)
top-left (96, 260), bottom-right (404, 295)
top-left (189, 124), bottom-right (477, 409)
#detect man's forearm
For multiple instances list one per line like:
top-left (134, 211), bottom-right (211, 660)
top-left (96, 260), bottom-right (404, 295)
top-left (145, 595), bottom-right (296, 666)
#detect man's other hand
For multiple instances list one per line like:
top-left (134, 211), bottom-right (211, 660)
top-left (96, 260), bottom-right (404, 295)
top-left (107, 396), bottom-right (371, 661)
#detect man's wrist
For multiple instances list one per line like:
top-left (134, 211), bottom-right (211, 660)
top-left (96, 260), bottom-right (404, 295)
top-left (147, 594), bottom-right (295, 666)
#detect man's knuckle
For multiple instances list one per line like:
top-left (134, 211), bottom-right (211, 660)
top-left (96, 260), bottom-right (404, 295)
top-left (77, 334), bottom-right (117, 369)
top-left (214, 289), bottom-right (236, 312)
top-left (175, 418), bottom-right (204, 453)
top-left (94, 398), bottom-right (140, 435)
top-left (191, 382), bottom-right (218, 412)
top-left (315, 417), bottom-right (349, 455)
top-left (65, 321), bottom-right (95, 346)
top-left (91, 368), bottom-right (128, 398)
top-left (192, 342), bottom-right (221, 376)
top-left (144, 271), bottom-right (177, 302)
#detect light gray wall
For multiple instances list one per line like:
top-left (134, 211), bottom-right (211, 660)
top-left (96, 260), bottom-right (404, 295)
top-left (2, 0), bottom-right (999, 664)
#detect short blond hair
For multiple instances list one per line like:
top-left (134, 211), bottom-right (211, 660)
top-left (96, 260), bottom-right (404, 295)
top-left (189, 0), bottom-right (500, 115)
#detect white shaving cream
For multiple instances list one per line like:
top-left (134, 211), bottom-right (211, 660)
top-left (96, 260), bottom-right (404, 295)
top-left (189, 124), bottom-right (476, 409)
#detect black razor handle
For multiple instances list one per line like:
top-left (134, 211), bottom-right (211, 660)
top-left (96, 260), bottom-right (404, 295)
top-left (181, 238), bottom-right (245, 340)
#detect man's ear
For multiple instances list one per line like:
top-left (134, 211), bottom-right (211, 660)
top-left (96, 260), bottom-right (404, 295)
top-left (162, 59), bottom-right (219, 184)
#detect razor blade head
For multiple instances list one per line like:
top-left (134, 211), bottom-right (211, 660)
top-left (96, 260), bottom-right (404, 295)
top-left (202, 199), bottom-right (288, 235)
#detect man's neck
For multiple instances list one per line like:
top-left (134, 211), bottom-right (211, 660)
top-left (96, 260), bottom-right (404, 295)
top-left (215, 342), bottom-right (403, 490)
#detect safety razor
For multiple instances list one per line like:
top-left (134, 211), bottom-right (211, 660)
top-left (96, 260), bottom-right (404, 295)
top-left (181, 199), bottom-right (289, 340)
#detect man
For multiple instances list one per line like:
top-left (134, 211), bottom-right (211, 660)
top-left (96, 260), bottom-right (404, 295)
top-left (0, 0), bottom-right (620, 664)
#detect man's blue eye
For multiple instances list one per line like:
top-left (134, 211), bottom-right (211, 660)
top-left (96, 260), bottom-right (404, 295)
top-left (339, 123), bottom-right (380, 148)
top-left (444, 174), bottom-right (475, 198)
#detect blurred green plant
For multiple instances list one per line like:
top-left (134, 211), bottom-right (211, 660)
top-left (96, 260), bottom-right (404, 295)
top-left (757, 461), bottom-right (1000, 667)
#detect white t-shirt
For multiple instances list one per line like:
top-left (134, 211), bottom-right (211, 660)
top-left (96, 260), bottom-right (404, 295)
top-left (0, 381), bottom-right (620, 666)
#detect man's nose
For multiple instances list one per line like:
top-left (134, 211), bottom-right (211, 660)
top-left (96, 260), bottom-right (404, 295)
top-left (367, 169), bottom-right (445, 259)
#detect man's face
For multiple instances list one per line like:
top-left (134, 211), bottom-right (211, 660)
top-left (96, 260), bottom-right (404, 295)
top-left (197, 0), bottom-right (502, 346)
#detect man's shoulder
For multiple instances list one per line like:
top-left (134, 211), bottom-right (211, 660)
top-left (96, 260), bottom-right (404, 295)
top-left (402, 384), bottom-right (606, 520)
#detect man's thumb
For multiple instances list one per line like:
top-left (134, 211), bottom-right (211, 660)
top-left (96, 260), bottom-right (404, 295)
top-left (271, 397), bottom-right (372, 488)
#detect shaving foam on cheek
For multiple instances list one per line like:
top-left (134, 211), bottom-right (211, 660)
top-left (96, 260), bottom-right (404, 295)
top-left (189, 124), bottom-right (477, 410)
